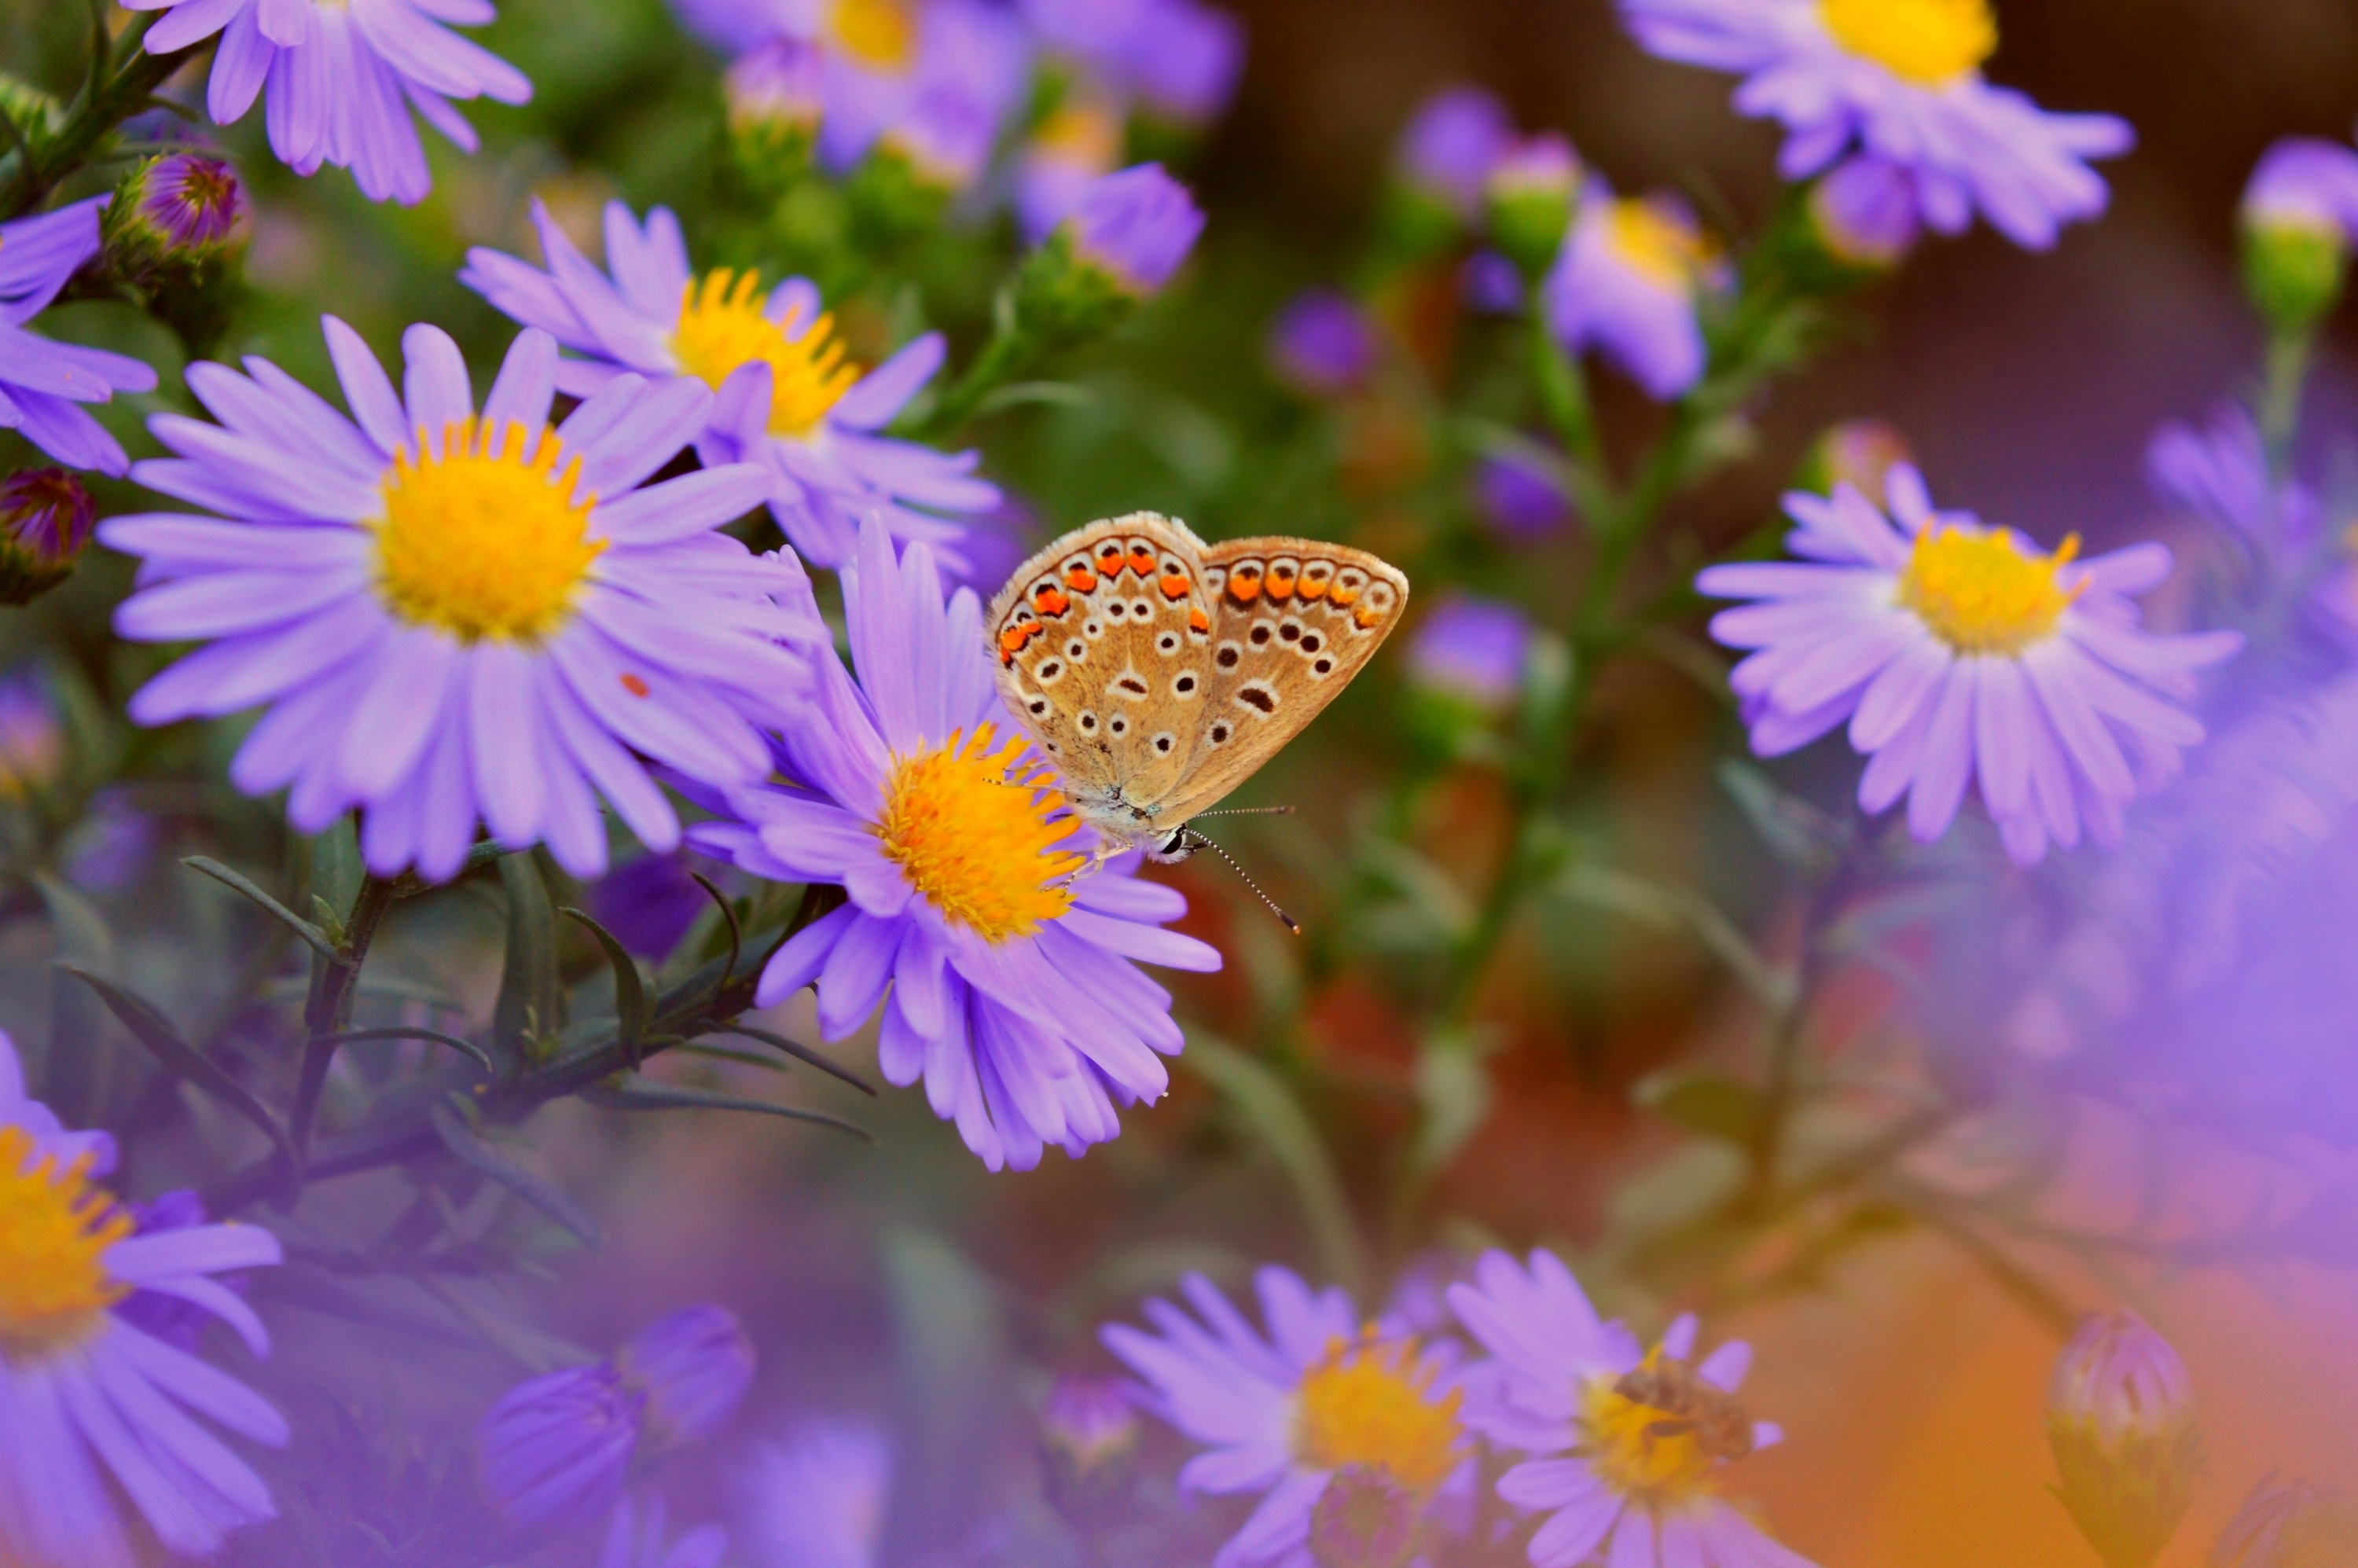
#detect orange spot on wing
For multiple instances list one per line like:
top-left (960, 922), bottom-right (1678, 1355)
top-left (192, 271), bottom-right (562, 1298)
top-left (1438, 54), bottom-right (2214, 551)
top-left (1298, 573), bottom-right (1331, 600)
top-left (1353, 604), bottom-right (1383, 629)
top-left (1188, 607), bottom-right (1210, 633)
top-left (621, 674), bottom-right (651, 697)
top-left (1328, 582), bottom-right (1361, 607)
top-left (1128, 545), bottom-right (1157, 577)
top-left (1066, 567), bottom-right (1099, 592)
top-left (1265, 564), bottom-right (1298, 601)
top-left (1229, 574), bottom-right (1262, 604)
top-left (1034, 586), bottom-right (1071, 616)
top-left (999, 622), bottom-right (1041, 664)
top-left (1158, 572), bottom-right (1191, 600)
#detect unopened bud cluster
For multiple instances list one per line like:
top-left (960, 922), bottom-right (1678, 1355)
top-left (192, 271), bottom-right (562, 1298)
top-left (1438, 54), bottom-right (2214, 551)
top-left (2048, 1312), bottom-right (2202, 1568)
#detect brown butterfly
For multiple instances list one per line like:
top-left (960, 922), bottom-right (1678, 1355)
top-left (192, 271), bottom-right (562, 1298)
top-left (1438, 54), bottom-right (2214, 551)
top-left (986, 512), bottom-right (1409, 863)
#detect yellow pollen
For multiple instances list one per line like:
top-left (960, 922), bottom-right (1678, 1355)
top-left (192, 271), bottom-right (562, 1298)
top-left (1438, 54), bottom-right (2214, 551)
top-left (828, 0), bottom-right (915, 69)
top-left (0, 1126), bottom-right (132, 1360)
top-left (373, 417), bottom-right (603, 644)
top-left (1607, 198), bottom-right (1714, 292)
top-left (1820, 0), bottom-right (1996, 86)
top-left (1897, 523), bottom-right (2084, 656)
top-left (1293, 1332), bottom-right (1466, 1493)
top-left (1581, 1352), bottom-right (1720, 1502)
top-left (875, 723), bottom-right (1084, 943)
top-left (670, 270), bottom-right (863, 440)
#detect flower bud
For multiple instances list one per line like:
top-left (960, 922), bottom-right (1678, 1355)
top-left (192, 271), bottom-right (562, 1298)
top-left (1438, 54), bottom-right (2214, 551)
top-left (1019, 163), bottom-right (1206, 341)
top-left (1475, 446), bottom-right (1573, 543)
top-left (0, 468), bottom-right (97, 605)
top-left (1406, 597), bottom-right (1533, 714)
top-left (2048, 1312), bottom-right (2201, 1568)
top-left (1038, 1373), bottom-right (1140, 1517)
top-left (1484, 134), bottom-right (1581, 280)
top-left (1269, 288), bottom-right (1378, 400)
top-left (2239, 138), bottom-right (2358, 336)
top-left (726, 35), bottom-right (824, 145)
top-left (1309, 1466), bottom-right (1419, 1568)
top-left (105, 153), bottom-right (250, 276)
top-left (1379, 87), bottom-right (1511, 261)
top-left (615, 1304), bottom-right (756, 1452)
top-left (1807, 156), bottom-right (1921, 270)
top-left (1795, 419), bottom-right (1914, 500)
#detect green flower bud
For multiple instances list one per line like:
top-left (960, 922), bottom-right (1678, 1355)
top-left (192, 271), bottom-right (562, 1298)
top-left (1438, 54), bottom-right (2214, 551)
top-left (1482, 134), bottom-right (1581, 281)
top-left (2048, 1312), bottom-right (2202, 1568)
top-left (0, 468), bottom-right (97, 607)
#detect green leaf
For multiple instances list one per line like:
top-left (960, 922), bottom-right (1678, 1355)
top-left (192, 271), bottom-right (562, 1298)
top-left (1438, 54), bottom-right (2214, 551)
top-left (689, 871), bottom-right (740, 979)
top-left (35, 872), bottom-right (113, 1125)
top-left (308, 817), bottom-right (365, 920)
top-left (561, 907), bottom-right (647, 1057)
top-left (1553, 860), bottom-right (1788, 1010)
top-left (1412, 1027), bottom-right (1498, 1178)
top-left (314, 1026), bottom-right (494, 1074)
top-left (707, 1025), bottom-right (878, 1096)
top-left (56, 963), bottom-right (298, 1179)
top-left (182, 856), bottom-right (348, 967)
top-left (493, 854), bottom-right (560, 1063)
top-left (1634, 1068), bottom-right (1763, 1147)
top-left (1718, 761), bottom-right (1847, 875)
top-left (429, 1100), bottom-right (599, 1247)
top-left (577, 1078), bottom-right (875, 1142)
top-left (1184, 1034), bottom-right (1369, 1297)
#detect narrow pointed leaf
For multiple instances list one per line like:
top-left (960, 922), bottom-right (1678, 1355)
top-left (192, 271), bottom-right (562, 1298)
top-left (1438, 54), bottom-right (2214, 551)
top-left (493, 853), bottom-right (560, 1061)
top-left (314, 1026), bottom-right (494, 1074)
top-left (562, 907), bottom-right (647, 1053)
top-left (690, 872), bottom-right (741, 979)
top-left (183, 856), bottom-right (349, 967)
top-left (710, 1026), bottom-right (878, 1096)
top-left (578, 1078), bottom-right (875, 1142)
top-left (429, 1101), bottom-right (599, 1247)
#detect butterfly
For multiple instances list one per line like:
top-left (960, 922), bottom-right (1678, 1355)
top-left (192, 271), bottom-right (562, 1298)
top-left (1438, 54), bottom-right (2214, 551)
top-left (986, 512), bottom-right (1409, 863)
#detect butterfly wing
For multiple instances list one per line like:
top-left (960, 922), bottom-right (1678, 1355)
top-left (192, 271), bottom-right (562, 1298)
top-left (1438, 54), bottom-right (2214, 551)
top-left (1152, 537), bottom-right (1410, 825)
top-left (988, 512), bottom-right (1220, 816)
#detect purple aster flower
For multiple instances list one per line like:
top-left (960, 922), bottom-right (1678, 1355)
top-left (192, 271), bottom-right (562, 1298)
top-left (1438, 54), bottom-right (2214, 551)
top-left (615, 1304), bottom-right (755, 1450)
top-left (1447, 1249), bottom-right (1812, 1568)
top-left (1122, 0), bottom-right (1245, 126)
top-left (461, 199), bottom-right (999, 571)
top-left (0, 468), bottom-right (98, 603)
top-left (1695, 465), bottom-right (2244, 865)
top-left (101, 320), bottom-right (821, 882)
top-left (585, 850), bottom-right (733, 959)
top-left (2147, 403), bottom-right (2316, 565)
top-left (740, 1417), bottom-right (893, 1568)
top-left (1016, 90), bottom-right (1126, 241)
top-left (725, 35), bottom-right (828, 141)
top-left (1476, 448), bottom-right (1572, 542)
top-left (1102, 1265), bottom-right (1470, 1568)
top-left (111, 1190), bottom-right (233, 1352)
top-left (1395, 86), bottom-right (1513, 218)
top-left (2242, 137), bottom-right (2358, 242)
top-left (1544, 184), bottom-right (1722, 400)
top-left (1062, 162), bottom-right (1207, 296)
top-left (0, 666), bottom-right (64, 799)
top-left (0, 198), bottom-right (159, 477)
top-left (1268, 288), bottom-right (1378, 399)
top-left (604, 1494), bottom-right (728, 1568)
top-left (125, 0), bottom-right (530, 206)
top-left (0, 1029), bottom-right (288, 1568)
top-left (1621, 0), bottom-right (2132, 250)
top-left (129, 153), bottom-right (251, 252)
top-left (807, 0), bottom-right (1031, 176)
top-left (1808, 154), bottom-right (1922, 266)
top-left (688, 516), bottom-right (1221, 1171)
top-left (1406, 597), bottom-right (1533, 710)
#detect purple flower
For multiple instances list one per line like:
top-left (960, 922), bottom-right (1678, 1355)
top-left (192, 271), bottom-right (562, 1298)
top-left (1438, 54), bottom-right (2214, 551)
top-left (125, 0), bottom-right (530, 205)
top-left (2051, 1313), bottom-right (2195, 1445)
top-left (808, 0), bottom-right (1032, 177)
top-left (740, 1418), bottom-right (893, 1568)
top-left (1448, 1249), bottom-right (1812, 1568)
top-left (1395, 86), bottom-right (1513, 217)
top-left (689, 516), bottom-right (1221, 1170)
top-left (1040, 1372), bottom-right (1140, 1505)
top-left (1023, 0), bottom-right (1243, 125)
top-left (725, 35), bottom-right (827, 139)
top-left (1544, 184), bottom-right (1722, 400)
top-left (1268, 288), bottom-right (1377, 399)
top-left (462, 200), bottom-right (999, 571)
top-left (615, 1305), bottom-right (755, 1450)
top-left (2147, 404), bottom-right (2315, 562)
top-left (1475, 448), bottom-right (1572, 542)
top-left (102, 321), bottom-right (821, 881)
top-left (1809, 154), bottom-right (1922, 266)
top-left (585, 851), bottom-right (730, 960)
top-left (0, 667), bottom-right (64, 799)
top-left (0, 198), bottom-right (159, 477)
top-left (1406, 597), bottom-right (1532, 710)
top-left (1621, 0), bottom-right (2132, 250)
top-left (1102, 1265), bottom-right (1470, 1568)
top-left (0, 1030), bottom-right (288, 1568)
top-left (1016, 90), bottom-right (1126, 241)
top-left (1064, 162), bottom-right (1207, 296)
top-left (0, 468), bottom-right (98, 602)
top-left (2242, 137), bottom-right (2358, 241)
top-left (604, 1494), bottom-right (729, 1568)
top-left (1695, 465), bottom-right (2243, 865)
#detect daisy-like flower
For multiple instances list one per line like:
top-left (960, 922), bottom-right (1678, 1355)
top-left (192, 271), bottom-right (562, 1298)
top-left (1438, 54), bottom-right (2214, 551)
top-left (0, 197), bottom-right (159, 477)
top-left (1103, 1265), bottom-right (1469, 1568)
top-left (461, 200), bottom-right (997, 571)
top-left (1447, 1249), bottom-right (1813, 1568)
top-left (0, 1030), bottom-right (288, 1568)
top-left (1620, 0), bottom-right (2132, 250)
top-left (1544, 183), bottom-right (1724, 400)
top-left (739, 1417), bottom-right (893, 1568)
top-left (1695, 465), bottom-right (2243, 865)
top-left (126, 0), bottom-right (529, 205)
top-left (689, 516), bottom-right (1220, 1170)
top-left (102, 320), bottom-right (819, 881)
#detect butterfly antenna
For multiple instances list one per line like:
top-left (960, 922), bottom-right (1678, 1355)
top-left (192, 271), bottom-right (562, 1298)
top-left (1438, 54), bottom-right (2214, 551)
top-left (1185, 805), bottom-right (1298, 819)
top-left (1183, 830), bottom-right (1301, 936)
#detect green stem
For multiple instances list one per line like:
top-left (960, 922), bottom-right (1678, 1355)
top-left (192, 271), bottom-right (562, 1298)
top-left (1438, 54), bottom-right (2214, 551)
top-left (1526, 305), bottom-right (1615, 523)
top-left (290, 872), bottom-right (399, 1159)
top-left (1740, 843), bottom-right (1860, 1215)
top-left (915, 305), bottom-right (1031, 442)
top-left (4, 15), bottom-right (193, 221)
top-left (2258, 327), bottom-right (2312, 482)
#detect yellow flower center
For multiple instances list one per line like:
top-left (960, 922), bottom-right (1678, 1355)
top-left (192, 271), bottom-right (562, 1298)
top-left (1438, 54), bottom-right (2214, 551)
top-left (1897, 523), bottom-right (2084, 656)
top-left (1607, 198), bottom-right (1713, 292)
top-left (1581, 1352), bottom-right (1724, 1503)
top-left (0, 1125), bottom-right (132, 1360)
top-left (828, 0), bottom-right (915, 69)
top-left (1293, 1332), bottom-right (1466, 1493)
top-left (1034, 98), bottom-right (1122, 169)
top-left (373, 418), bottom-right (604, 644)
top-left (1820, 0), bottom-right (1996, 86)
top-left (670, 270), bottom-right (862, 441)
top-left (874, 723), bottom-right (1084, 944)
